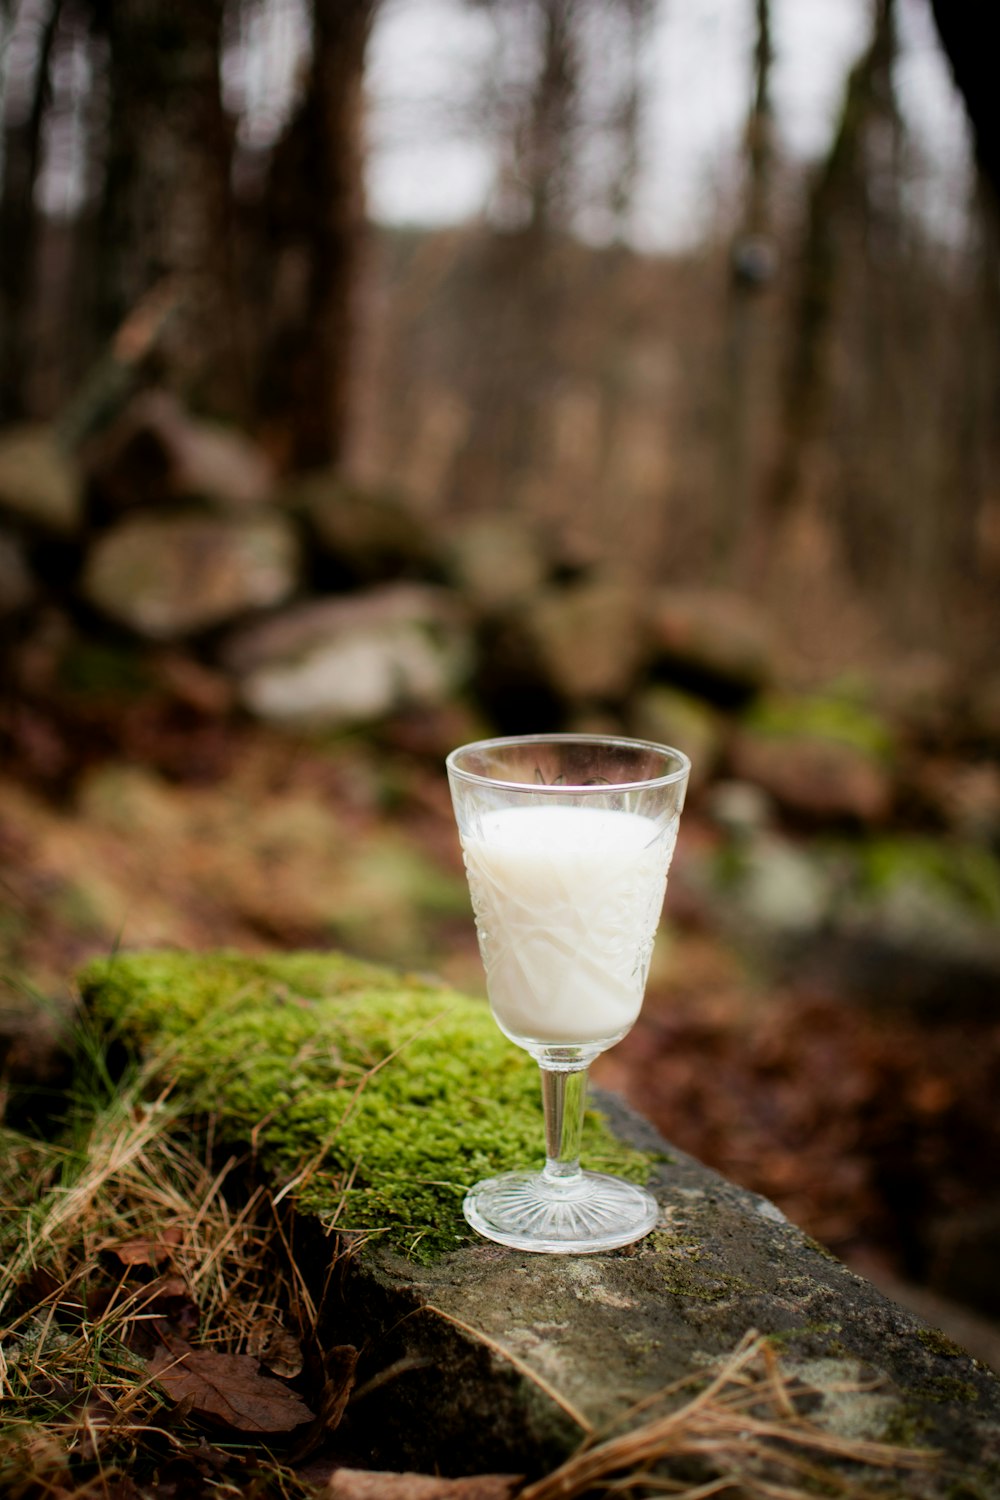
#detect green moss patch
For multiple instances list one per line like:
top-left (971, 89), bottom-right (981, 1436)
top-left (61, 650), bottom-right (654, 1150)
top-left (78, 949), bottom-right (652, 1260)
top-left (745, 693), bottom-right (894, 761)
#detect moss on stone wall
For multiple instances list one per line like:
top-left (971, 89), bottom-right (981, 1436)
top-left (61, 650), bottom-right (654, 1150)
top-left (78, 949), bottom-right (653, 1260)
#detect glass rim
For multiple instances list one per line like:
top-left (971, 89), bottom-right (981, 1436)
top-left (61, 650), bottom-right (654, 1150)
top-left (445, 733), bottom-right (691, 793)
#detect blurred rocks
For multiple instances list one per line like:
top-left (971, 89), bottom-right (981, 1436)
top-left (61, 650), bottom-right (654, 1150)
top-left (84, 390), bottom-right (274, 515)
top-left (442, 513), bottom-right (548, 612)
top-left (649, 587), bottom-right (775, 702)
top-left (0, 424), bottom-right (82, 533)
top-left (82, 513), bottom-right (299, 638)
top-left (731, 695), bottom-right (894, 824)
top-left (220, 585), bottom-right (471, 728)
top-left (3, 397), bottom-right (996, 898)
top-left (290, 470), bottom-right (437, 586)
top-left (520, 577), bottom-right (649, 704)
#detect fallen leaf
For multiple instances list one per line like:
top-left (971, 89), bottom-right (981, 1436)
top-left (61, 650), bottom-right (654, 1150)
top-left (322, 1471), bottom-right (521, 1500)
top-left (107, 1228), bottom-right (183, 1267)
top-left (319, 1345), bottom-right (358, 1432)
top-left (248, 1316), bottom-right (304, 1378)
top-left (149, 1335), bottom-right (315, 1433)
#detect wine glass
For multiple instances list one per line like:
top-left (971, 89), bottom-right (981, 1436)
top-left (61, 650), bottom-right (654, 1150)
top-left (446, 733), bottom-right (690, 1254)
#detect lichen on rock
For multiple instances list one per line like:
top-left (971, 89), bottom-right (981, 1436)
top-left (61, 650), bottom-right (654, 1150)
top-left (78, 949), bottom-right (653, 1260)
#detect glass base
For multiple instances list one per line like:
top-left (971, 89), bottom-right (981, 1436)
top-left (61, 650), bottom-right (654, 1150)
top-left (463, 1169), bottom-right (659, 1254)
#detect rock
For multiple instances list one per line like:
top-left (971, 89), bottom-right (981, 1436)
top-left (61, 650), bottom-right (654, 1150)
top-left (81, 512), bottom-right (299, 638)
top-left (522, 578), bottom-right (649, 705)
top-left (628, 684), bottom-right (724, 788)
top-left (290, 472), bottom-right (436, 585)
top-left (443, 514), bottom-right (547, 613)
top-left (0, 424), bottom-right (82, 533)
top-left (220, 584), bottom-right (472, 728)
top-left (649, 588), bottom-right (775, 702)
top-left (0, 529), bottom-right (35, 613)
top-left (873, 652), bottom-right (957, 743)
top-left (909, 756), bottom-right (1000, 844)
top-left (812, 835), bottom-right (1000, 1017)
top-left (84, 390), bottom-right (274, 514)
top-left (79, 948), bottom-right (1000, 1490)
top-left (731, 695), bottom-right (894, 824)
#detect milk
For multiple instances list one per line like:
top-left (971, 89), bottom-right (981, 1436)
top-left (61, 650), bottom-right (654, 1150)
top-left (460, 805), bottom-right (675, 1046)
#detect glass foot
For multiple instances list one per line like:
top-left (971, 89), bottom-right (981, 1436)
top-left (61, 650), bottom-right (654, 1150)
top-left (463, 1170), bottom-right (659, 1254)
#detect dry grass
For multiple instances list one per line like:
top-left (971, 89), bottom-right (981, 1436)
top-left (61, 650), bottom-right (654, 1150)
top-left (0, 1021), bottom-right (329, 1497)
top-left (520, 1331), bottom-right (937, 1500)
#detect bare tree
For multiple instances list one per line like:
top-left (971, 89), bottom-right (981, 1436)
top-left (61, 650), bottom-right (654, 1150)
top-left (715, 0), bottom-right (776, 575)
top-left (254, 0), bottom-right (377, 470)
top-left (0, 0), bottom-right (63, 420)
top-left (90, 0), bottom-right (242, 416)
top-left (762, 0), bottom-right (897, 534)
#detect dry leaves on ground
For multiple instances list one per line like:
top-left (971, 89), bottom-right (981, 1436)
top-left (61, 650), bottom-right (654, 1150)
top-left (148, 1331), bottom-right (316, 1433)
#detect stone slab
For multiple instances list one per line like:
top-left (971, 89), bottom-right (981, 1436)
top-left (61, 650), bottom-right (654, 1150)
top-left (338, 1094), bottom-right (1000, 1490)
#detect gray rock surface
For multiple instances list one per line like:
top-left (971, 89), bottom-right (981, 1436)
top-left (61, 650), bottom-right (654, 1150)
top-left (649, 589), bottom-right (775, 699)
top-left (444, 514), bottom-right (548, 613)
top-left (521, 579), bottom-right (649, 704)
top-left (220, 584), bottom-right (472, 727)
top-left (82, 512), bottom-right (298, 637)
top-left (85, 390), bottom-right (274, 513)
top-left (338, 1095), bottom-right (1000, 1490)
top-left (0, 424), bottom-right (82, 533)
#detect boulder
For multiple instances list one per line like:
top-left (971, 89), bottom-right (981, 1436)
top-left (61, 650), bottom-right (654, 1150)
top-left (0, 424), bottom-right (82, 533)
top-left (78, 948), bottom-right (1000, 1490)
top-left (219, 584), bottom-right (472, 728)
top-left (816, 835), bottom-right (1000, 1017)
top-left (443, 514), bottom-right (547, 613)
top-left (81, 512), bottom-right (299, 638)
top-left (84, 390), bottom-right (274, 514)
top-left (731, 694), bottom-right (894, 824)
top-left (521, 579), bottom-right (649, 705)
top-left (290, 472), bottom-right (436, 585)
top-left (649, 588), bottom-right (775, 701)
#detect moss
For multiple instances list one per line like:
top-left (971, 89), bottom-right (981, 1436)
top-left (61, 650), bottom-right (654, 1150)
top-left (878, 1401), bottom-right (935, 1448)
top-left (914, 1376), bottom-right (980, 1406)
top-left (764, 1323), bottom-right (840, 1351)
top-left (745, 693), bottom-right (894, 761)
top-left (79, 949), bottom-right (653, 1261)
top-left (645, 1230), bottom-right (750, 1304)
top-left (917, 1328), bottom-right (967, 1360)
top-left (855, 838), bottom-right (1000, 923)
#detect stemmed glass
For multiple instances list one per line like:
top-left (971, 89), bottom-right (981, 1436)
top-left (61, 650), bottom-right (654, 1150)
top-left (447, 734), bottom-right (689, 1254)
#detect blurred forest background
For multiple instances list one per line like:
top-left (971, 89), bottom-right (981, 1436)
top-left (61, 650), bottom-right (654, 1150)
top-left (2, 0), bottom-right (1000, 1358)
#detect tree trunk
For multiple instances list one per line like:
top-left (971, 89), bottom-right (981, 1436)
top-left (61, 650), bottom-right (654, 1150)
top-left (92, 0), bottom-right (241, 416)
top-left (929, 0), bottom-right (1000, 206)
top-left (0, 0), bottom-right (63, 421)
top-left (255, 0), bottom-right (377, 471)
top-left (762, 0), bottom-right (896, 532)
top-left (716, 0), bottom-right (775, 577)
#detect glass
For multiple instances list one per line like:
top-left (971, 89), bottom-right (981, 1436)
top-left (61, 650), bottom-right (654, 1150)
top-left (447, 733), bottom-right (690, 1253)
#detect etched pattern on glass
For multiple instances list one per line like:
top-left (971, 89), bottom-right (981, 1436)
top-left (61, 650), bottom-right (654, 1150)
top-left (461, 811), bottom-right (678, 1047)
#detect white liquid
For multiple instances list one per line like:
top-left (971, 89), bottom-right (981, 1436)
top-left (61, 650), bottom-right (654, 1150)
top-left (461, 805), bottom-right (675, 1046)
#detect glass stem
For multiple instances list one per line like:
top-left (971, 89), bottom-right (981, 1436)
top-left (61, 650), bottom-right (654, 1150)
top-left (540, 1066), bottom-right (588, 1184)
